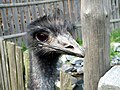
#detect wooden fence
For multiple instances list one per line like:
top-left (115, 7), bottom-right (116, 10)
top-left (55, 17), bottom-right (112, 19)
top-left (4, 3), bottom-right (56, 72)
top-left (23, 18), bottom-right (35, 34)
top-left (0, 0), bottom-right (120, 43)
top-left (110, 0), bottom-right (120, 30)
top-left (0, 33), bottom-right (30, 90)
top-left (0, 0), bottom-right (81, 41)
top-left (0, 36), bottom-right (78, 90)
top-left (0, 41), bottom-right (24, 90)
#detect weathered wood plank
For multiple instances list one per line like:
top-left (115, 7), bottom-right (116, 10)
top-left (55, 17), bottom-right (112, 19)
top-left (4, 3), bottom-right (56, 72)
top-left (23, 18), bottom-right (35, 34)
top-left (59, 1), bottom-right (63, 12)
top-left (67, 0), bottom-right (71, 21)
top-left (19, 0), bottom-right (26, 32)
top-left (7, 41), bottom-right (18, 90)
top-left (30, 0), bottom-right (38, 20)
top-left (6, 0), bottom-right (15, 35)
top-left (12, 0), bottom-right (21, 34)
top-left (81, 0), bottom-right (111, 89)
top-left (0, 0), bottom-right (9, 35)
top-left (74, 0), bottom-right (80, 23)
top-left (23, 51), bottom-right (30, 89)
top-left (16, 46), bottom-right (24, 90)
top-left (60, 71), bottom-right (72, 90)
top-left (3, 41), bottom-right (11, 90)
top-left (0, 67), bottom-right (3, 90)
top-left (77, 0), bottom-right (81, 22)
top-left (63, 0), bottom-right (69, 19)
top-left (0, 47), bottom-right (4, 90)
top-left (17, 0), bottom-right (26, 43)
top-left (70, 0), bottom-right (75, 23)
top-left (7, 8), bottom-right (15, 34)
top-left (43, 3), bottom-right (48, 15)
top-left (112, 0), bottom-right (117, 28)
top-left (109, 0), bottom-right (114, 30)
top-left (0, 39), bottom-right (9, 90)
top-left (38, 4), bottom-right (44, 17)
top-left (12, 0), bottom-right (22, 45)
top-left (116, 0), bottom-right (120, 28)
top-left (0, 26), bottom-right (3, 36)
top-left (24, 0), bottom-right (31, 25)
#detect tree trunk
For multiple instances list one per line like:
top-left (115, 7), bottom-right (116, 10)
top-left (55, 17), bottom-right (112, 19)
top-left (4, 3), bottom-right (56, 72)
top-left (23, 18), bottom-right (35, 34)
top-left (81, 0), bottom-right (111, 90)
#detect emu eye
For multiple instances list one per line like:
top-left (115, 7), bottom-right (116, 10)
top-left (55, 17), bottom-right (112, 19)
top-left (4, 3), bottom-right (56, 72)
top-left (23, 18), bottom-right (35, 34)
top-left (35, 33), bottom-right (48, 42)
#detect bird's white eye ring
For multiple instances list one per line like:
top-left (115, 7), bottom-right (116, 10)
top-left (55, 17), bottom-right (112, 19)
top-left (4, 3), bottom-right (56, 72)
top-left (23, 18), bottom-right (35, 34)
top-left (35, 33), bottom-right (48, 42)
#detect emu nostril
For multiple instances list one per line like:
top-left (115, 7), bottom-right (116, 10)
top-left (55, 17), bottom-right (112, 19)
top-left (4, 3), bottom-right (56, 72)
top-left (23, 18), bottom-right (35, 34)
top-left (65, 45), bottom-right (74, 49)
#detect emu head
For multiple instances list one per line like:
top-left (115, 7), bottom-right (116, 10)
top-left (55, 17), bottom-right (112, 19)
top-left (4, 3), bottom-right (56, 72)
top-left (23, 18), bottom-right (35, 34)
top-left (27, 9), bottom-right (84, 58)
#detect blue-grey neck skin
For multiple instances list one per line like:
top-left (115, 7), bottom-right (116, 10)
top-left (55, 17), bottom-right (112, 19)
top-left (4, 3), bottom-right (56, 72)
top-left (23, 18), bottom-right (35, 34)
top-left (28, 51), bottom-right (60, 90)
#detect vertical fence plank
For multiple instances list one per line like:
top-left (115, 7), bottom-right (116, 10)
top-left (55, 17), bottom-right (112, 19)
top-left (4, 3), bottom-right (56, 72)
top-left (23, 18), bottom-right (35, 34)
top-left (63, 0), bottom-right (69, 19)
top-left (30, 0), bottom-right (38, 20)
top-left (60, 71), bottom-right (72, 90)
top-left (23, 51), bottom-right (30, 90)
top-left (59, 1), bottom-right (63, 12)
top-left (70, 0), bottom-right (75, 23)
top-left (0, 46), bottom-right (4, 90)
top-left (67, 0), bottom-right (72, 21)
top-left (7, 8), bottom-right (15, 35)
top-left (12, 0), bottom-right (20, 34)
top-left (38, 4), bottom-right (44, 17)
top-left (72, 0), bottom-right (77, 23)
top-left (18, 0), bottom-right (26, 44)
top-left (16, 46), bottom-right (24, 90)
top-left (0, 66), bottom-right (3, 90)
top-left (0, 0), bottom-right (9, 35)
top-left (51, 3), bottom-right (55, 15)
top-left (0, 10), bottom-right (2, 36)
top-left (18, 0), bottom-right (26, 32)
top-left (6, 0), bottom-right (15, 35)
top-left (49, 3), bottom-right (53, 15)
top-left (116, 0), bottom-right (120, 28)
top-left (111, 0), bottom-right (115, 18)
top-left (24, 0), bottom-right (31, 25)
top-left (109, 0), bottom-right (114, 30)
top-left (0, 26), bottom-right (3, 36)
top-left (7, 42), bottom-right (18, 90)
top-left (6, 0), bottom-right (17, 43)
top-left (74, 0), bottom-right (80, 23)
top-left (76, 0), bottom-right (81, 39)
top-left (0, 40), bottom-right (10, 90)
top-left (3, 41), bottom-right (11, 90)
top-left (112, 0), bottom-right (117, 28)
top-left (12, 0), bottom-right (22, 45)
top-left (43, 3), bottom-right (48, 15)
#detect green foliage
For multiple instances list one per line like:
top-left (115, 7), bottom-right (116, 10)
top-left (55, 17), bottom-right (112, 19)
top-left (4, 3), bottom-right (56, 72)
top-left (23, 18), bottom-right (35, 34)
top-left (110, 28), bottom-right (120, 60)
top-left (110, 28), bottom-right (120, 43)
top-left (76, 38), bottom-right (82, 45)
top-left (21, 42), bottom-right (27, 52)
top-left (110, 46), bottom-right (119, 60)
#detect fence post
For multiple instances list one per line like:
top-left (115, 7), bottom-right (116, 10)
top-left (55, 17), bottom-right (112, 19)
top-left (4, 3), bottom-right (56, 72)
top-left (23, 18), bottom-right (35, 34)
top-left (81, 0), bottom-right (111, 90)
top-left (60, 71), bottom-right (72, 90)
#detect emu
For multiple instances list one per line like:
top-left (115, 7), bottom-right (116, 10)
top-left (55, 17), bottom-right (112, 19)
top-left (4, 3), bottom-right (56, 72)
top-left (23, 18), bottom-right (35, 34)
top-left (26, 9), bottom-right (84, 90)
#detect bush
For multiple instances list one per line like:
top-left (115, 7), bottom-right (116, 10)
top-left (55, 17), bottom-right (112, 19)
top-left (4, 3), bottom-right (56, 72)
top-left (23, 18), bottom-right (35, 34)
top-left (110, 28), bottom-right (120, 43)
top-left (110, 28), bottom-right (120, 60)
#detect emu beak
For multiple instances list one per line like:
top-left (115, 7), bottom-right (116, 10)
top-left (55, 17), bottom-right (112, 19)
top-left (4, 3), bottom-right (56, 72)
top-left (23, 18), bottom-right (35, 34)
top-left (51, 34), bottom-right (85, 58)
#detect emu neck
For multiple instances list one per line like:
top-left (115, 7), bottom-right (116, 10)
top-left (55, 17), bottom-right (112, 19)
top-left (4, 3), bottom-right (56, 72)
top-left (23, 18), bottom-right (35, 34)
top-left (29, 51), bottom-right (60, 90)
